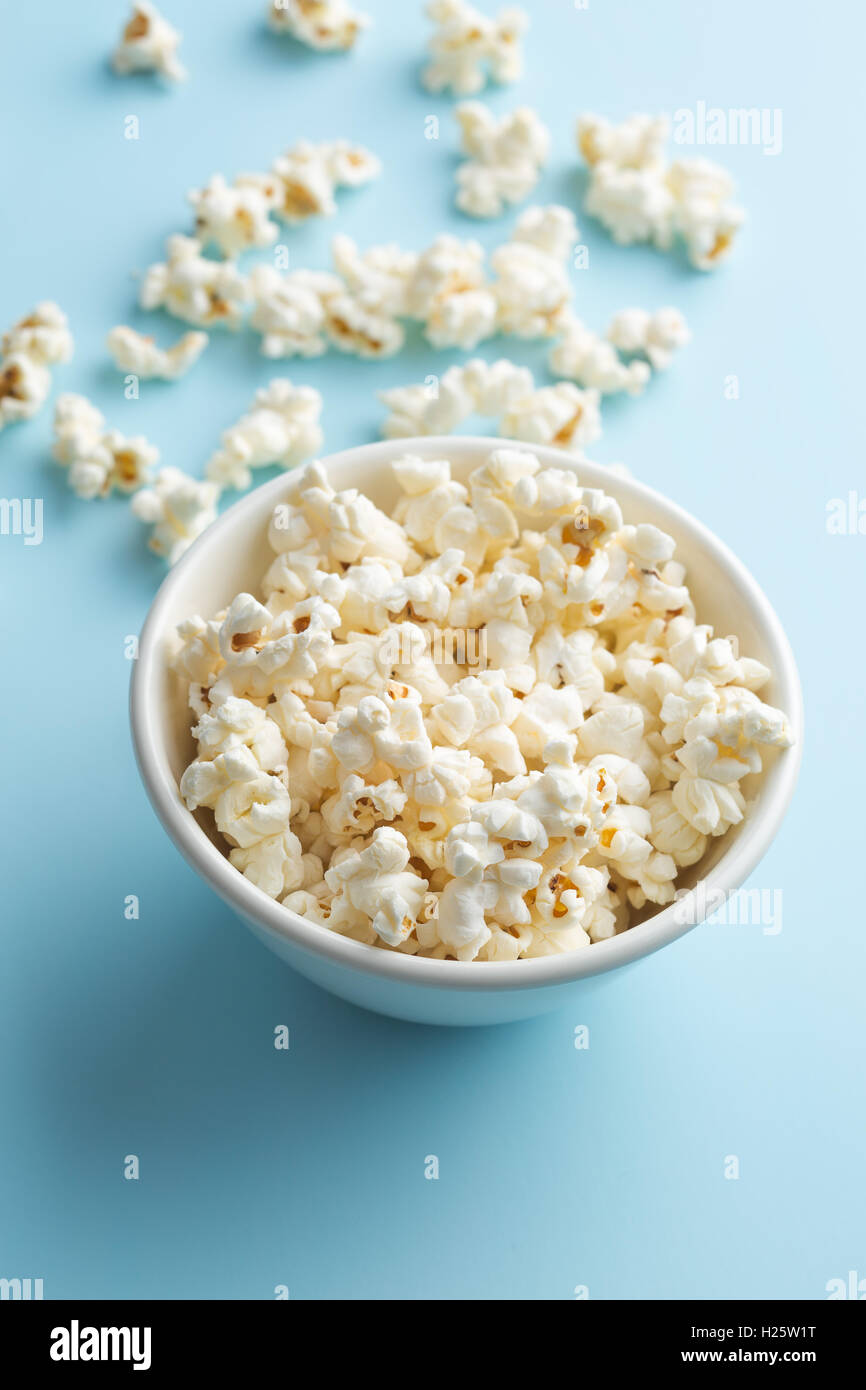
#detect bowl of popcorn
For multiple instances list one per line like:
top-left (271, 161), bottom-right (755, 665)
top-left (130, 437), bottom-right (801, 1025)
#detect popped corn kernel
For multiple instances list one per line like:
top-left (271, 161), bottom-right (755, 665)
top-left (204, 379), bottom-right (323, 491)
top-left (269, 140), bottom-right (380, 224)
top-left (268, 0), bottom-right (369, 51)
top-left (188, 175), bottom-right (279, 258)
top-left (0, 354), bottom-right (51, 432)
top-left (578, 112), bottom-right (745, 270)
top-left (106, 326), bottom-right (208, 380)
top-left (132, 466), bottom-right (220, 563)
top-left (112, 2), bottom-right (186, 82)
top-left (606, 306), bottom-right (690, 371)
top-left (140, 235), bottom-right (249, 329)
top-left (455, 102), bottom-right (550, 218)
top-left (51, 393), bottom-right (159, 499)
top-left (2, 302), bottom-right (73, 366)
top-left (423, 0), bottom-right (529, 96)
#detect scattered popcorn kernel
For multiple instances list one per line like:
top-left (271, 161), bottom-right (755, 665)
top-left (188, 175), bottom-right (279, 258)
top-left (578, 112), bottom-right (745, 270)
top-left (0, 354), bottom-right (51, 432)
top-left (111, 2), bottom-right (187, 82)
top-left (51, 393), bottom-right (159, 499)
top-left (204, 379), bottom-right (324, 491)
top-left (423, 0), bottom-right (529, 96)
top-left (0, 302), bottom-right (73, 432)
top-left (268, 0), bottom-right (369, 51)
top-left (269, 140), bottom-right (380, 224)
top-left (132, 466), bottom-right (220, 563)
top-left (491, 206), bottom-right (578, 338)
top-left (455, 102), bottom-right (550, 218)
top-left (549, 315), bottom-right (651, 395)
top-left (249, 265), bottom-right (343, 358)
top-left (174, 448), bottom-right (794, 960)
top-left (606, 307), bottom-right (690, 371)
top-left (2, 302), bottom-right (73, 366)
top-left (106, 326), bottom-right (208, 380)
top-left (140, 236), bottom-right (249, 328)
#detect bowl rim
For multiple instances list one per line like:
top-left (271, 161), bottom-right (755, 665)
top-left (130, 435), bottom-right (803, 994)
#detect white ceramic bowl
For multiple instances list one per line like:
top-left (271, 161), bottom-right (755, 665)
top-left (130, 437), bottom-right (802, 1026)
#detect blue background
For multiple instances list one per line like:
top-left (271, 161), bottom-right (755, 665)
top-left (1, 0), bottom-right (863, 1300)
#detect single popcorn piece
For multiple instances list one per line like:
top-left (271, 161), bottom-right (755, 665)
top-left (140, 236), bottom-right (249, 329)
top-left (378, 357), bottom-right (533, 439)
top-left (454, 102), bottom-right (550, 218)
top-left (0, 354), bottom-right (51, 432)
top-left (249, 265), bottom-right (343, 358)
top-left (422, 1), bottom-right (529, 96)
top-left (666, 158), bottom-right (745, 271)
top-left (408, 234), bottom-right (497, 351)
top-left (132, 466), bottom-right (220, 564)
top-left (106, 326), bottom-right (208, 380)
top-left (2, 302), bottom-right (73, 366)
top-left (491, 206), bottom-right (578, 338)
top-left (268, 0), bottom-right (369, 50)
top-left (188, 175), bottom-right (279, 258)
top-left (111, 2), bottom-right (187, 82)
top-left (606, 307), bottom-right (690, 371)
top-left (577, 113), bottom-right (669, 172)
top-left (549, 315), bottom-right (651, 396)
top-left (51, 393), bottom-right (159, 499)
top-left (268, 140), bottom-right (380, 224)
top-left (578, 113), bottom-right (745, 270)
top-left (0, 301), bottom-right (73, 432)
top-left (325, 234), bottom-right (414, 358)
top-left (175, 449), bottom-right (794, 961)
top-left (205, 379), bottom-right (324, 491)
top-left (501, 382), bottom-right (602, 451)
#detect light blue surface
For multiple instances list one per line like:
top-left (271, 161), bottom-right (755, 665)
top-left (0, 0), bottom-right (862, 1300)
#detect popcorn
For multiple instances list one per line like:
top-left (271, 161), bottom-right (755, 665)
top-left (0, 302), bottom-right (73, 433)
top-left (0, 354), bottom-right (51, 432)
top-left (501, 382), bottom-right (602, 452)
top-left (249, 265), bottom-right (343, 358)
top-left (379, 357), bottom-right (532, 439)
top-left (106, 326), bottom-right (208, 380)
top-left (204, 379), bottom-right (323, 491)
top-left (454, 102), bottom-right (550, 218)
top-left (666, 158), bottom-right (745, 271)
top-left (267, 0), bottom-right (370, 50)
top-left (422, 1), bottom-right (529, 96)
top-left (131, 467), bottom-right (220, 563)
top-left (176, 450), bottom-right (794, 960)
top-left (379, 357), bottom-right (607, 455)
top-left (269, 140), bottom-right (380, 223)
top-left (140, 236), bottom-right (249, 328)
top-left (111, 2), bottom-right (186, 82)
top-left (2, 302), bottom-right (73, 366)
top-left (408, 234), bottom-right (497, 350)
top-left (606, 307), bottom-right (690, 371)
top-left (52, 394), bottom-right (159, 499)
top-left (188, 175), bottom-right (279, 258)
top-left (549, 315), bottom-right (651, 395)
top-left (325, 828), bottom-right (427, 946)
top-left (578, 113), bottom-right (745, 270)
top-left (577, 113), bottom-right (669, 171)
top-left (491, 206), bottom-right (578, 338)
